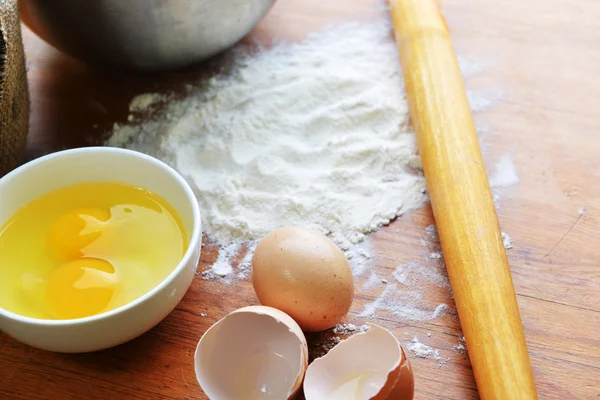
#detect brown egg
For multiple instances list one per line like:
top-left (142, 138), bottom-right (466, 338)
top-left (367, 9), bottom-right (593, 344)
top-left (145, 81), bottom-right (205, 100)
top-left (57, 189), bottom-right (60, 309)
top-left (251, 226), bottom-right (354, 332)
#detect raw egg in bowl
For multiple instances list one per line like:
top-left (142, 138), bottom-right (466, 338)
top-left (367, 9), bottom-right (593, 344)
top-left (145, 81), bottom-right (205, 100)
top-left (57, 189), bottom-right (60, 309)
top-left (0, 147), bottom-right (201, 353)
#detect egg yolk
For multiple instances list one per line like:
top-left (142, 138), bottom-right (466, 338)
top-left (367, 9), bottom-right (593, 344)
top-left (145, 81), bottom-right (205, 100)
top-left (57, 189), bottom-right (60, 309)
top-left (46, 258), bottom-right (117, 320)
top-left (46, 208), bottom-right (111, 260)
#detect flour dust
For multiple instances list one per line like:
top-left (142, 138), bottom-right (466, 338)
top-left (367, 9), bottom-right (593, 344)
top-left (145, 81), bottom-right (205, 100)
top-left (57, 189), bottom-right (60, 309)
top-left (355, 217), bottom-right (517, 326)
top-left (106, 17), bottom-right (500, 282)
top-left (490, 152), bottom-right (520, 207)
top-left (106, 15), bottom-right (511, 338)
top-left (357, 223), bottom-right (456, 324)
top-left (405, 337), bottom-right (450, 367)
top-left (108, 21), bottom-right (431, 255)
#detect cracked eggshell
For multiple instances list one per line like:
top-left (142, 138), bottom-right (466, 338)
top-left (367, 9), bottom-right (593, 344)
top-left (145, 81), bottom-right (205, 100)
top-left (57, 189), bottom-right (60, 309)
top-left (194, 305), bottom-right (308, 400)
top-left (303, 324), bottom-right (414, 400)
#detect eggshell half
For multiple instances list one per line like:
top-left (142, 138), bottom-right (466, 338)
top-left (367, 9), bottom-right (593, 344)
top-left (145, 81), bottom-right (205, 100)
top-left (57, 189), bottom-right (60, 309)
top-left (303, 324), bottom-right (414, 400)
top-left (386, 348), bottom-right (414, 400)
top-left (195, 306), bottom-right (308, 400)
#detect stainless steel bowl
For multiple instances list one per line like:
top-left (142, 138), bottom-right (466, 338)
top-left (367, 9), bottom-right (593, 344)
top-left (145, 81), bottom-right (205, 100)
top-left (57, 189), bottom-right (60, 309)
top-left (20, 0), bottom-right (276, 71)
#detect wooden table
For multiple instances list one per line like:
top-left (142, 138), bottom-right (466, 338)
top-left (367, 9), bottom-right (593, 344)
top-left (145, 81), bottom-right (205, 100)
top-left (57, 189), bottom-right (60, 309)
top-left (2, 0), bottom-right (599, 399)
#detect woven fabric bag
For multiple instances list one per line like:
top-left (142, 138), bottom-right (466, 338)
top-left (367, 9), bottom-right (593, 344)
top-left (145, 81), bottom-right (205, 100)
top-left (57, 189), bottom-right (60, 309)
top-left (0, 0), bottom-right (29, 176)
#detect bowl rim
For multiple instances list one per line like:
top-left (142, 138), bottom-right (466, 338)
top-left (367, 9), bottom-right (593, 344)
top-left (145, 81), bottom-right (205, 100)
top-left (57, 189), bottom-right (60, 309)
top-left (0, 146), bottom-right (202, 326)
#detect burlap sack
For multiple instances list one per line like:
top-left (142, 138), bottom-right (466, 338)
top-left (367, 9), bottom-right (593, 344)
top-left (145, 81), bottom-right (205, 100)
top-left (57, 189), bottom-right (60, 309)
top-left (0, 0), bottom-right (29, 177)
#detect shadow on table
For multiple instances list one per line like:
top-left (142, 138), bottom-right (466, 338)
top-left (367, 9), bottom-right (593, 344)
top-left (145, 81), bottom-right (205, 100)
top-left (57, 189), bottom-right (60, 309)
top-left (23, 28), bottom-right (235, 163)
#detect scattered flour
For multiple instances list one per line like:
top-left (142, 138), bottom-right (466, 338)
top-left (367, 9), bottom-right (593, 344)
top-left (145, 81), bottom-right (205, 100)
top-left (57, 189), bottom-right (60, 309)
top-left (235, 244), bottom-right (255, 279)
top-left (489, 152), bottom-right (520, 206)
top-left (361, 271), bottom-right (381, 291)
top-left (467, 90), bottom-right (502, 112)
top-left (108, 21), bottom-right (430, 253)
top-left (345, 239), bottom-right (375, 278)
top-left (393, 264), bottom-right (411, 285)
top-left (359, 284), bottom-right (396, 319)
top-left (452, 334), bottom-right (467, 354)
top-left (489, 153), bottom-right (519, 188)
top-left (425, 224), bottom-right (439, 240)
top-left (432, 303), bottom-right (449, 318)
top-left (434, 350), bottom-right (450, 365)
top-left (107, 19), bottom-right (496, 282)
top-left (201, 242), bottom-right (240, 283)
top-left (201, 242), bottom-right (256, 285)
top-left (358, 282), bottom-right (443, 322)
top-left (406, 337), bottom-right (449, 366)
top-left (356, 248), bottom-right (371, 259)
top-left (453, 343), bottom-right (466, 352)
top-left (407, 337), bottom-right (435, 358)
top-left (358, 224), bottom-right (455, 323)
top-left (407, 260), bottom-right (450, 289)
top-left (128, 93), bottom-right (165, 113)
top-left (360, 221), bottom-right (515, 322)
top-left (211, 262), bottom-right (233, 277)
top-left (502, 232), bottom-right (514, 250)
top-left (333, 323), bottom-right (371, 336)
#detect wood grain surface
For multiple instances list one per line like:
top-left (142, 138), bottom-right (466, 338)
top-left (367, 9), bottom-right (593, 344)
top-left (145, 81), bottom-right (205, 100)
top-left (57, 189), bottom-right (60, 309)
top-left (1, 0), bottom-right (600, 399)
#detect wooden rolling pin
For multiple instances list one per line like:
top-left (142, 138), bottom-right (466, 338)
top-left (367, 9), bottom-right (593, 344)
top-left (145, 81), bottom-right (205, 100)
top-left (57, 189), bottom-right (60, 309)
top-left (388, 0), bottom-right (538, 398)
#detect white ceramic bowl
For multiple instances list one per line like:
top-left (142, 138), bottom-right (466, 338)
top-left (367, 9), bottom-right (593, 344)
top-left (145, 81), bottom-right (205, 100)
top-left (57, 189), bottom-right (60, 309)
top-left (0, 147), bottom-right (202, 353)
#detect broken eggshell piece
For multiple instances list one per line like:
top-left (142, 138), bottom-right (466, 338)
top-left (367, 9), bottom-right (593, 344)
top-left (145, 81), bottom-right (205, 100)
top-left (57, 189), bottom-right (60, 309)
top-left (194, 305), bottom-right (308, 400)
top-left (303, 324), bottom-right (414, 400)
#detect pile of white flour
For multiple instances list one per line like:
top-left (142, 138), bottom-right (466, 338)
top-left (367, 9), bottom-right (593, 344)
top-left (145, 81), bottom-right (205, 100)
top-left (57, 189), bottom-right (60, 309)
top-left (107, 20), bottom-right (495, 279)
top-left (107, 21), bottom-right (428, 251)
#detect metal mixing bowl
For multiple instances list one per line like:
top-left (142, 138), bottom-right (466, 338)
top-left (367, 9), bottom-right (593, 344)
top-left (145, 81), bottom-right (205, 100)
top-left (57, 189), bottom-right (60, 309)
top-left (20, 0), bottom-right (276, 71)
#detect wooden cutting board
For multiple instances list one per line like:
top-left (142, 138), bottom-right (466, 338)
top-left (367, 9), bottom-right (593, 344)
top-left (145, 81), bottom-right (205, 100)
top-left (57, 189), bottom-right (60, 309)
top-left (1, 0), bottom-right (599, 399)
